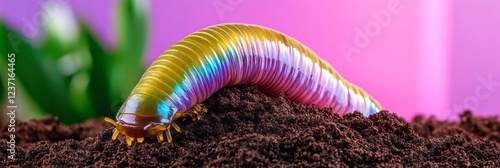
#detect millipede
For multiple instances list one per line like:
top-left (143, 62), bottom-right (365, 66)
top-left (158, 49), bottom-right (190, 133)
top-left (104, 24), bottom-right (382, 146)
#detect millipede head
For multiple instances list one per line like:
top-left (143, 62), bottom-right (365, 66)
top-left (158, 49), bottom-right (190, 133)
top-left (104, 116), bottom-right (181, 146)
top-left (103, 93), bottom-right (182, 146)
top-left (104, 93), bottom-right (206, 146)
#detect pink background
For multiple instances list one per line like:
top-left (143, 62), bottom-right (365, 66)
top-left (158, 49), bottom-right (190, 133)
top-left (1, 0), bottom-right (499, 120)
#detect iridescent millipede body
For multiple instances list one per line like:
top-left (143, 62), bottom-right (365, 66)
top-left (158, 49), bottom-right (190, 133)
top-left (105, 24), bottom-right (382, 146)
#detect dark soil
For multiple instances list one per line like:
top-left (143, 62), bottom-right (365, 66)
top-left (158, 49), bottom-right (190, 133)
top-left (1, 85), bottom-right (499, 167)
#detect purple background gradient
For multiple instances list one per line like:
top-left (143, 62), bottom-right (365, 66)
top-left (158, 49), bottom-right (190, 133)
top-left (1, 0), bottom-right (499, 120)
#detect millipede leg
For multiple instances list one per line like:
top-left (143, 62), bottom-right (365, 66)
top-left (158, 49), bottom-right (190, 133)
top-left (166, 126), bottom-right (173, 143)
top-left (156, 132), bottom-right (164, 142)
top-left (183, 104), bottom-right (208, 121)
top-left (171, 122), bottom-right (182, 132)
top-left (111, 128), bottom-right (119, 140)
top-left (125, 136), bottom-right (135, 146)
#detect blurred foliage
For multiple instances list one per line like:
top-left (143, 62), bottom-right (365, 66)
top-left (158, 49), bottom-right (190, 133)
top-left (111, 0), bottom-right (149, 100)
top-left (0, 0), bottom-right (148, 124)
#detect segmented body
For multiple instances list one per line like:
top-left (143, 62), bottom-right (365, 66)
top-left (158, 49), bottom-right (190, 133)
top-left (106, 24), bottom-right (382, 145)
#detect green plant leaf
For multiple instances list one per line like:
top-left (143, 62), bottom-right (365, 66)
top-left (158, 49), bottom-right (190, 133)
top-left (0, 74), bottom-right (4, 105)
top-left (78, 23), bottom-right (115, 118)
top-left (110, 0), bottom-right (149, 99)
top-left (0, 22), bottom-right (5, 104)
top-left (40, 2), bottom-right (79, 60)
top-left (0, 22), bottom-right (82, 124)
